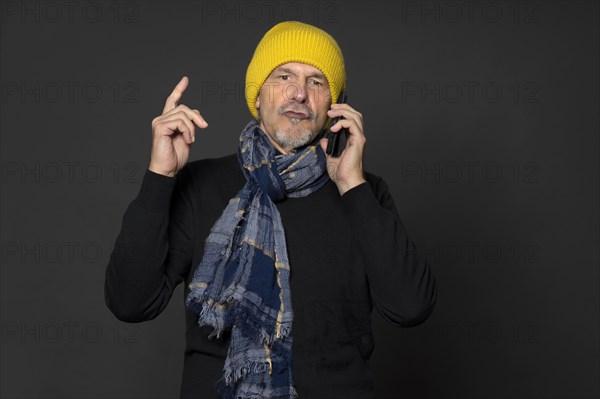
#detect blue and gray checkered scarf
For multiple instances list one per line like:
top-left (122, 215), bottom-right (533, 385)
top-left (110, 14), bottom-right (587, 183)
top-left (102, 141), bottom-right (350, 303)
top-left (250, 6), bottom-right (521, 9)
top-left (185, 119), bottom-right (330, 398)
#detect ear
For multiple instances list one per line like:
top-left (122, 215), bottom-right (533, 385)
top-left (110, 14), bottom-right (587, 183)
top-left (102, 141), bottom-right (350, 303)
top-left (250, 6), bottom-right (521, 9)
top-left (255, 93), bottom-right (260, 110)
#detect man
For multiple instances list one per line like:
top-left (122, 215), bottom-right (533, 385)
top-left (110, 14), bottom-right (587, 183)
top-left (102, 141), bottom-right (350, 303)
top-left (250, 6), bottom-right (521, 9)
top-left (105, 21), bottom-right (437, 399)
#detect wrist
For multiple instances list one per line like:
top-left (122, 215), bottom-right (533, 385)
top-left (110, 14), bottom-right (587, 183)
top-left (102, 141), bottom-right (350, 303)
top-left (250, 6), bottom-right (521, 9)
top-left (148, 163), bottom-right (176, 178)
top-left (337, 177), bottom-right (367, 196)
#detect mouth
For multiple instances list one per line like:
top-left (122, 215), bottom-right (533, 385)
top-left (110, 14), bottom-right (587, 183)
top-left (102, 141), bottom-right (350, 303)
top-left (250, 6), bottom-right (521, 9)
top-left (283, 110), bottom-right (309, 120)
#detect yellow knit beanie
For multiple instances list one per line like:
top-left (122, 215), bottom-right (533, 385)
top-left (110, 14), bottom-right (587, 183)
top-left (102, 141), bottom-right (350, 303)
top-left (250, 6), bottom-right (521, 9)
top-left (245, 21), bottom-right (346, 124)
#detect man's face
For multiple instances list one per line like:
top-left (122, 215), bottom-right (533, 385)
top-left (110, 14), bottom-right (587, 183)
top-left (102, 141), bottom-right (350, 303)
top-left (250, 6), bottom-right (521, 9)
top-left (255, 62), bottom-right (332, 154)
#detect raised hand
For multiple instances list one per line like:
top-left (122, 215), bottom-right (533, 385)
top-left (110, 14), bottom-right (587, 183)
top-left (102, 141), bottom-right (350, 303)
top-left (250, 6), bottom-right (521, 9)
top-left (148, 76), bottom-right (208, 177)
top-left (319, 103), bottom-right (367, 196)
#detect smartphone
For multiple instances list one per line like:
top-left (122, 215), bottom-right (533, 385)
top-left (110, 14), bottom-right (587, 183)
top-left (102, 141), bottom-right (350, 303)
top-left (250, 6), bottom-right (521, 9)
top-left (325, 90), bottom-right (348, 157)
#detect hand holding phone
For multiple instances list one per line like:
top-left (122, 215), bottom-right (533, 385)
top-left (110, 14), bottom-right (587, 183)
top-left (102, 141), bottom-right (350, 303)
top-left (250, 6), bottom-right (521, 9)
top-left (325, 90), bottom-right (349, 157)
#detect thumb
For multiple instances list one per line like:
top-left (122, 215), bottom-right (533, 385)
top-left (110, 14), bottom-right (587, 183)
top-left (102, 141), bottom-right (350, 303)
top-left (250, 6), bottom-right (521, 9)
top-left (319, 138), bottom-right (328, 154)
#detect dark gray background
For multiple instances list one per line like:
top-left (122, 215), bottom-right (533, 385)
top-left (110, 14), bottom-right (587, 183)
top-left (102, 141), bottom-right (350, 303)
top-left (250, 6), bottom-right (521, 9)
top-left (1, 0), bottom-right (598, 398)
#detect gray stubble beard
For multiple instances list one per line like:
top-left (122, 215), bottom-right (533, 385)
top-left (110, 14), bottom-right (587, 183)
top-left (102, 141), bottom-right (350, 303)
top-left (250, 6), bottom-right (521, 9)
top-left (273, 122), bottom-right (313, 150)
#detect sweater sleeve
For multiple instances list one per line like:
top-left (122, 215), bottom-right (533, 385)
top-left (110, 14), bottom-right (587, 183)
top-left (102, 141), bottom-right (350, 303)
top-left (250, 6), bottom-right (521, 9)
top-left (340, 177), bottom-right (437, 327)
top-left (104, 165), bottom-right (195, 323)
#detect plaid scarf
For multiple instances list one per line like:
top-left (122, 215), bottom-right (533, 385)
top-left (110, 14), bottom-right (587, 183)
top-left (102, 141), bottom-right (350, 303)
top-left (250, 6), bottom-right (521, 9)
top-left (185, 119), bottom-right (330, 398)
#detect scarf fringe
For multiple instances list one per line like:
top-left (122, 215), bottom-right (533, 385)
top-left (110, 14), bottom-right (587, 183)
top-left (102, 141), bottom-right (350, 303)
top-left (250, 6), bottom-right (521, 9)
top-left (215, 373), bottom-right (300, 399)
top-left (187, 294), bottom-right (293, 345)
top-left (224, 359), bottom-right (272, 385)
top-left (236, 303), bottom-right (292, 346)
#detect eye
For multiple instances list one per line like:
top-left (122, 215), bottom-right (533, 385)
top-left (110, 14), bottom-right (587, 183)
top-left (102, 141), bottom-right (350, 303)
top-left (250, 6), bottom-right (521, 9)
top-left (279, 75), bottom-right (289, 80)
top-left (311, 79), bottom-right (323, 86)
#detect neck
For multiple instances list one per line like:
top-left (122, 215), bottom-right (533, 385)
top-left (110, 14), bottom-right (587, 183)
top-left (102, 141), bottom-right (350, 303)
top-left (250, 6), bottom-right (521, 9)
top-left (257, 120), bottom-right (292, 155)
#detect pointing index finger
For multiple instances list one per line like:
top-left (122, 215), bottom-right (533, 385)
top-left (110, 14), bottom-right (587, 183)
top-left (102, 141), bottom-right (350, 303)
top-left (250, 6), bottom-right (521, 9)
top-left (163, 76), bottom-right (189, 114)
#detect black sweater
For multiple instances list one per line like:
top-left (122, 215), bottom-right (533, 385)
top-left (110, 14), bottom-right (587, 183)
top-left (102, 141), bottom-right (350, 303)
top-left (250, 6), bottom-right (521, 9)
top-left (105, 152), bottom-right (437, 399)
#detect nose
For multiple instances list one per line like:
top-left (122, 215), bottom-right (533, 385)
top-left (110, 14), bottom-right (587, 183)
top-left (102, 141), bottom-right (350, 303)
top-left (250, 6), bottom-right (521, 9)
top-left (286, 79), bottom-right (309, 103)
